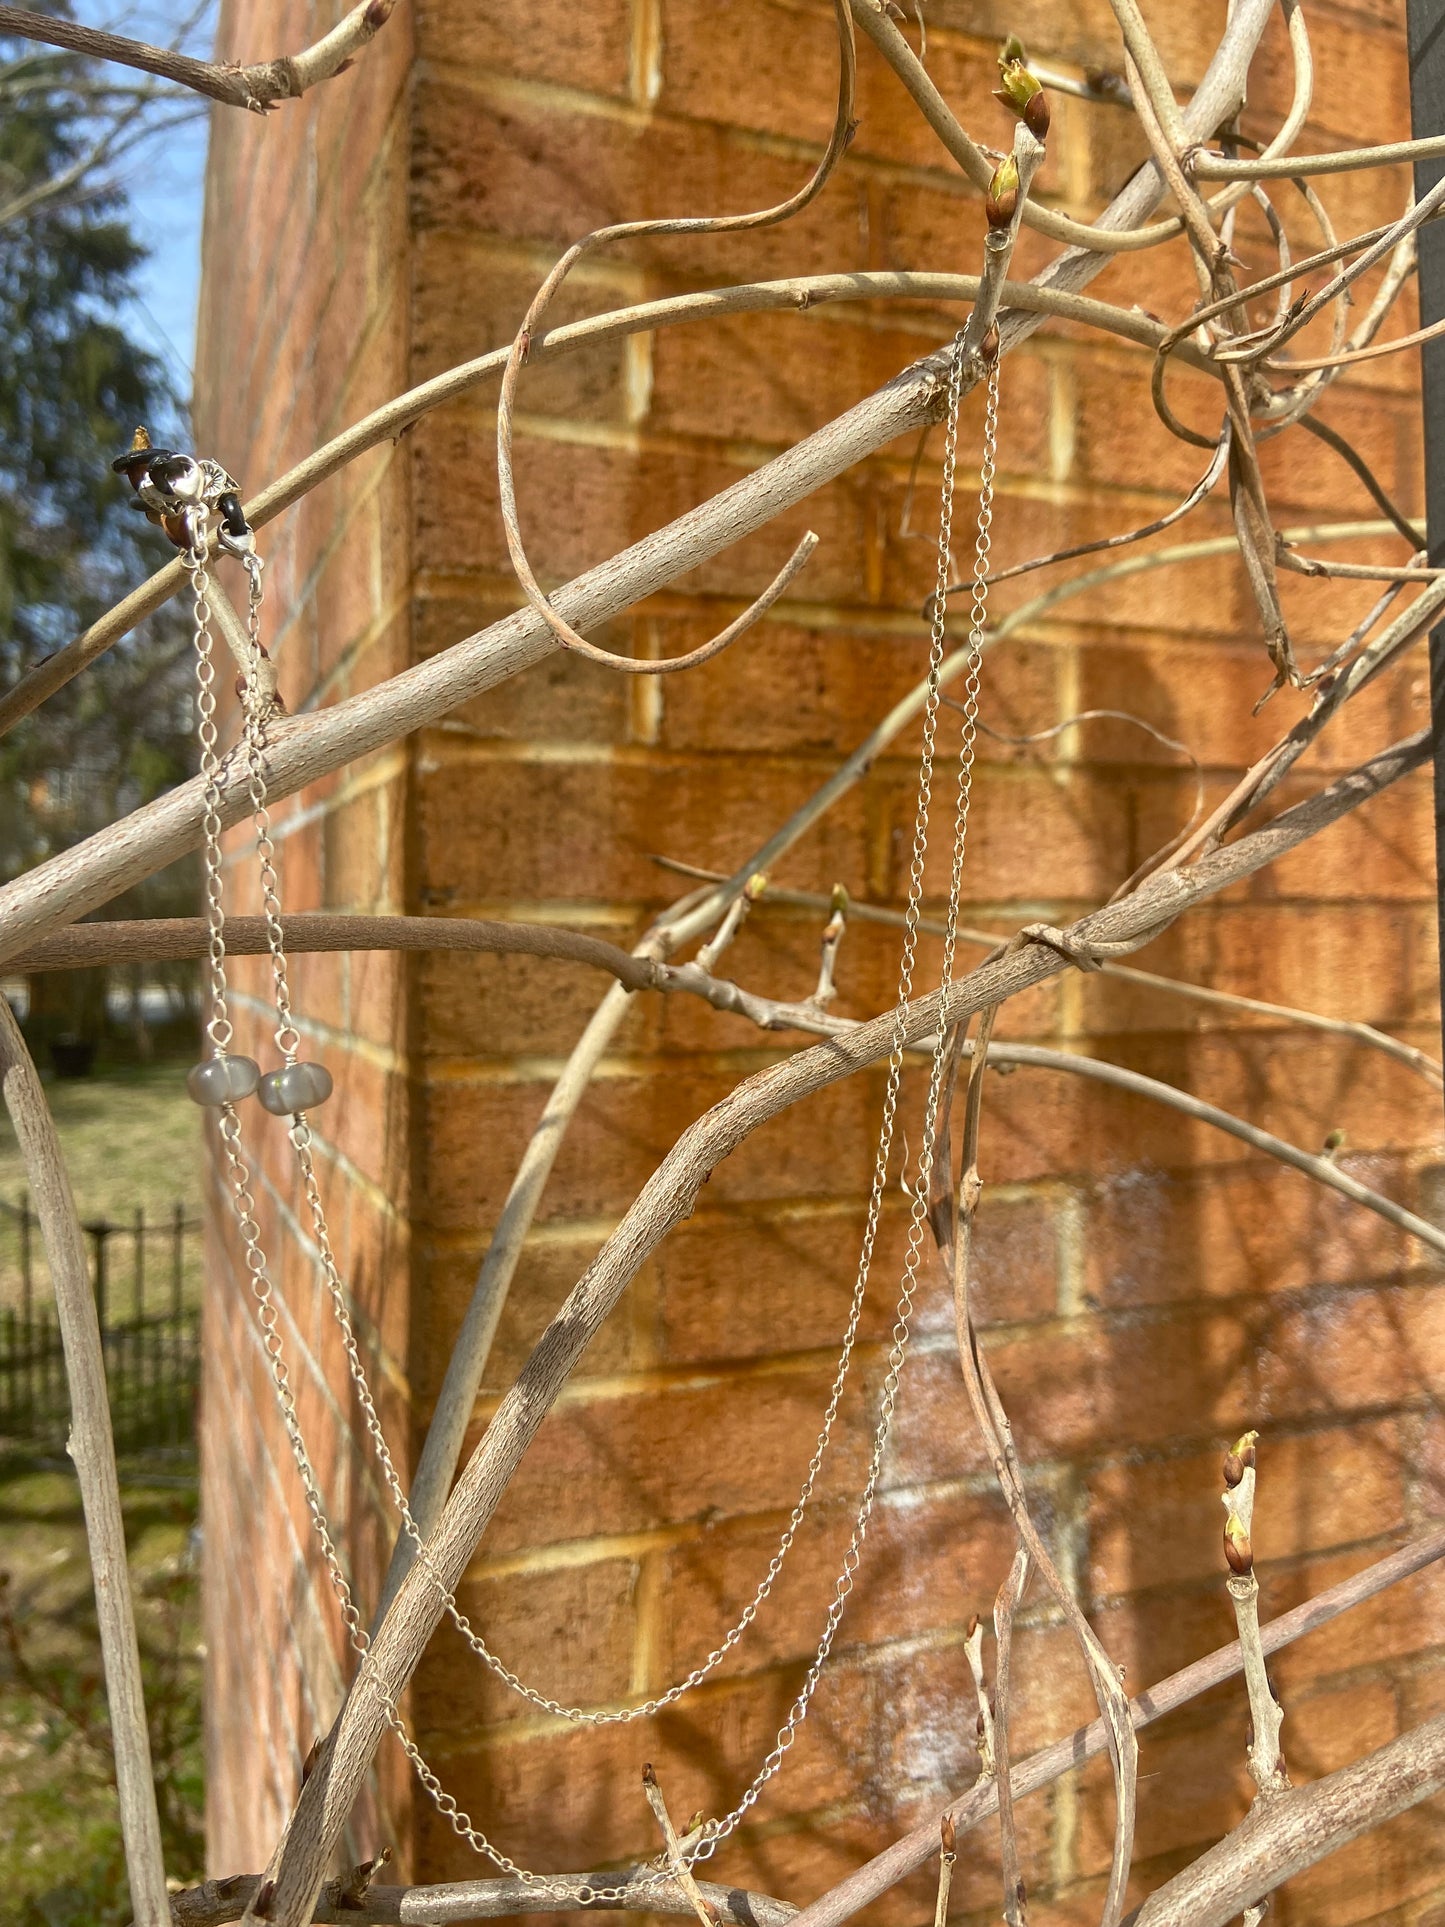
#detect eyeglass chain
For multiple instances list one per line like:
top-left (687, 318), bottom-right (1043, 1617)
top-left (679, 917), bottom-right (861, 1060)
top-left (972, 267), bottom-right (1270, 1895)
top-left (114, 334), bottom-right (998, 1896)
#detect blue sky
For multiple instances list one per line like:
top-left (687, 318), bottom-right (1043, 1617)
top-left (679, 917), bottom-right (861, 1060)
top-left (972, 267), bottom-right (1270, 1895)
top-left (76, 2), bottom-right (213, 403)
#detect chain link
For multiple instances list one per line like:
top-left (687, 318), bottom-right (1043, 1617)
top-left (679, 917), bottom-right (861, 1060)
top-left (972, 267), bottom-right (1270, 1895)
top-left (188, 344), bottom-right (1001, 1893)
top-left (182, 526), bottom-right (235, 1057)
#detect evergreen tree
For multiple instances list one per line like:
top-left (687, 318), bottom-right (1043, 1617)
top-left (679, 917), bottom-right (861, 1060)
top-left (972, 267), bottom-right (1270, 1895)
top-left (0, 7), bottom-right (198, 1047)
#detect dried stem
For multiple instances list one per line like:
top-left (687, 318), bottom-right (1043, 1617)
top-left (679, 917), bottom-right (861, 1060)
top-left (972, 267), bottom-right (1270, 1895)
top-left (812, 888), bottom-right (849, 1009)
top-left (787, 1523), bottom-right (1445, 1927)
top-left (945, 1000), bottom-right (1136, 1927)
top-left (1131, 1714), bottom-right (1445, 1927)
top-left (492, 2), bottom-right (854, 674)
top-left (642, 1765), bottom-right (720, 1927)
top-left (992, 1547), bottom-right (1033, 1927)
top-left (169, 1871), bottom-right (795, 1927)
top-left (0, 996), bottom-right (168, 1925)
top-left (1222, 1435), bottom-right (1290, 1801)
top-left (962, 1615), bottom-right (997, 1781)
top-left (1192, 132), bottom-right (1445, 178)
top-left (932, 1815), bottom-right (956, 1927)
top-left (0, 0), bottom-right (394, 111)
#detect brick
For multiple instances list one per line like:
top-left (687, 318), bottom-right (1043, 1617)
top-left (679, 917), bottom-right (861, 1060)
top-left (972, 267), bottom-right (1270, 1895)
top-left (411, 76), bottom-right (871, 279)
top-left (473, 1354), bottom-right (892, 1552)
top-left (650, 1486), bottom-right (1017, 1684)
top-left (1083, 1154), bottom-right (1437, 1312)
top-left (415, 0), bottom-right (632, 95)
top-left (653, 1187), bottom-right (1060, 1369)
top-left (414, 1553), bottom-right (642, 1732)
top-left (410, 406), bottom-right (877, 604)
top-left (411, 1231), bottom-right (649, 1402)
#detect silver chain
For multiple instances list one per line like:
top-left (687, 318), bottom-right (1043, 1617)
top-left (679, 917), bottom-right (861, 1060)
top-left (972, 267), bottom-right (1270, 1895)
top-left (187, 340), bottom-right (1000, 1893)
top-left (182, 533), bottom-right (235, 1058)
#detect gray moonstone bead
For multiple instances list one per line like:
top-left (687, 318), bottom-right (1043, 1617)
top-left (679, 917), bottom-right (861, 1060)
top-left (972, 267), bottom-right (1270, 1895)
top-left (257, 1061), bottom-right (334, 1115)
top-left (186, 1054), bottom-right (260, 1106)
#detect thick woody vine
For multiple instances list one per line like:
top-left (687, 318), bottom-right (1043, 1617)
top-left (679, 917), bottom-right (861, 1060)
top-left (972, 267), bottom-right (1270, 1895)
top-left (0, 3), bottom-right (1444, 1927)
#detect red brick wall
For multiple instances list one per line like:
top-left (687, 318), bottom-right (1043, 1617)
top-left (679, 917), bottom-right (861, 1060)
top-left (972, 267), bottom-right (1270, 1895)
top-left (197, 1), bottom-right (1445, 1918)
top-left (193, 0), bottom-right (416, 1870)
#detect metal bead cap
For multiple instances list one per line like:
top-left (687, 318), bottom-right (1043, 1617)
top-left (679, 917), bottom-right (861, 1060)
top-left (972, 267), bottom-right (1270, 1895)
top-left (257, 1061), bottom-right (334, 1116)
top-left (186, 1055), bottom-right (261, 1106)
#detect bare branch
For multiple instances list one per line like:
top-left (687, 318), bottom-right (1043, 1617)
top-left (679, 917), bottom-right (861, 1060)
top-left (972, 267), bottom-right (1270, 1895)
top-left (1130, 1714), bottom-right (1445, 1927)
top-left (4, 913), bottom-right (663, 986)
top-left (0, 267), bottom-right (1191, 738)
top-left (170, 1870), bottom-right (795, 1927)
top-left (788, 1524), bottom-right (1445, 1927)
top-left (494, 3), bottom-right (857, 673)
top-left (0, 997), bottom-right (168, 1925)
top-left (1192, 133), bottom-right (1445, 178)
top-left (1221, 1435), bottom-right (1290, 1801)
top-left (700, 869), bottom-right (1441, 1086)
top-left (0, 0), bottom-right (395, 111)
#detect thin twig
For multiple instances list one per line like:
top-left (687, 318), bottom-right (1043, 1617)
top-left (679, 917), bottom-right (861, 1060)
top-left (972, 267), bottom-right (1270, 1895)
top-left (0, 0), bottom-right (394, 110)
top-left (945, 995), bottom-right (1137, 1927)
top-left (986, 426), bottom-right (1230, 588)
top-left (932, 1815), bottom-right (956, 1927)
top-left (493, 3), bottom-right (855, 674)
top-left (656, 870), bottom-right (1445, 1089)
top-left (786, 1525), bottom-right (1445, 1927)
top-left (991, 1547), bottom-right (1033, 1927)
top-left (961, 1615), bottom-right (997, 1781)
top-left (642, 1765), bottom-right (719, 1927)
top-left (0, 997), bottom-right (168, 1925)
top-left (812, 887), bottom-right (849, 1009)
top-left (1222, 1435), bottom-right (1290, 1800)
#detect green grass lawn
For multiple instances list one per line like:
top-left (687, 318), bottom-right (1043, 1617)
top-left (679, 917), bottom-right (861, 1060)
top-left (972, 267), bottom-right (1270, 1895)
top-left (0, 1062), bottom-right (202, 1226)
top-left (0, 1064), bottom-right (204, 1317)
top-left (0, 1069), bottom-right (206, 1921)
top-left (0, 1453), bottom-right (203, 1927)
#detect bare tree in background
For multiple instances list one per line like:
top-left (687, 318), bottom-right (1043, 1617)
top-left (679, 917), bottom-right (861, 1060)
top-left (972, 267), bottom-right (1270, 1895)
top-left (2, 3), bottom-right (1445, 1926)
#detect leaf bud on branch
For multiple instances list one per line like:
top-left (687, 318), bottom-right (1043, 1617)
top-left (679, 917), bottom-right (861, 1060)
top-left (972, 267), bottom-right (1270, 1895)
top-left (994, 38), bottom-right (1051, 137)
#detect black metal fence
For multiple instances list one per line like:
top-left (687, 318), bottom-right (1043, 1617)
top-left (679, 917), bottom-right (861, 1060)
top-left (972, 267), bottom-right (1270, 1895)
top-left (0, 1195), bottom-right (202, 1453)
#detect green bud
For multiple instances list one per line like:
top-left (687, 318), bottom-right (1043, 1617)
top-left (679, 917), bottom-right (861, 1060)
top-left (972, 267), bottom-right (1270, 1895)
top-left (985, 154), bottom-right (1020, 230)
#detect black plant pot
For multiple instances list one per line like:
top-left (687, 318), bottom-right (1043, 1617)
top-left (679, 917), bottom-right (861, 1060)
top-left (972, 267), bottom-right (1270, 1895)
top-left (50, 1035), bottom-right (98, 1079)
